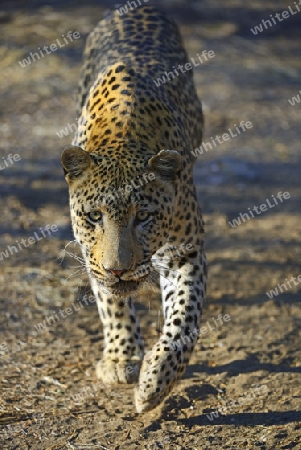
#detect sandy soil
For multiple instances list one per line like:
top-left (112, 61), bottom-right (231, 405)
top-left (0, 0), bottom-right (300, 449)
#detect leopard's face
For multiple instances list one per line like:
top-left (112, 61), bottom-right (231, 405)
top-left (62, 146), bottom-right (182, 296)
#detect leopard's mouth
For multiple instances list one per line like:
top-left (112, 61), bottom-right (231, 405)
top-left (96, 272), bottom-right (155, 296)
top-left (101, 279), bottom-right (140, 295)
top-left (92, 263), bottom-right (158, 296)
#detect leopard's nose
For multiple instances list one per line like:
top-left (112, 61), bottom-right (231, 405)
top-left (104, 267), bottom-right (125, 277)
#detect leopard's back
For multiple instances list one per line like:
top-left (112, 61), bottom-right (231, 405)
top-left (76, 6), bottom-right (203, 155)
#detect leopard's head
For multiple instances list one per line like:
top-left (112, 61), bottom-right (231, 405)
top-left (61, 145), bottom-right (181, 296)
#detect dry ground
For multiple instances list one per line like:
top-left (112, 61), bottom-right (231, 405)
top-left (0, 0), bottom-right (300, 449)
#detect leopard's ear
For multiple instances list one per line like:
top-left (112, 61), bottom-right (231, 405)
top-left (61, 145), bottom-right (93, 182)
top-left (148, 149), bottom-right (182, 182)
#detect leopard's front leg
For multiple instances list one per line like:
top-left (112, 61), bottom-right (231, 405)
top-left (90, 279), bottom-right (144, 384)
top-left (134, 250), bottom-right (206, 412)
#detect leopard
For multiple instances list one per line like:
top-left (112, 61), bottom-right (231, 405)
top-left (61, 5), bottom-right (207, 413)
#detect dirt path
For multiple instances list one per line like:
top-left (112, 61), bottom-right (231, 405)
top-left (0, 1), bottom-right (300, 449)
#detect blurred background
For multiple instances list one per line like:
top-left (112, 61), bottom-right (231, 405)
top-left (0, 1), bottom-right (300, 449)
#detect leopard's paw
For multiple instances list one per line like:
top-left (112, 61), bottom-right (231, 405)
top-left (96, 357), bottom-right (141, 384)
top-left (134, 346), bottom-right (180, 413)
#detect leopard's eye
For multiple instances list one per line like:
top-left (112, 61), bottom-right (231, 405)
top-left (86, 210), bottom-right (102, 225)
top-left (136, 210), bottom-right (150, 222)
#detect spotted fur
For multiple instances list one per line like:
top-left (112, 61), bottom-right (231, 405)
top-left (61, 5), bottom-right (206, 413)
